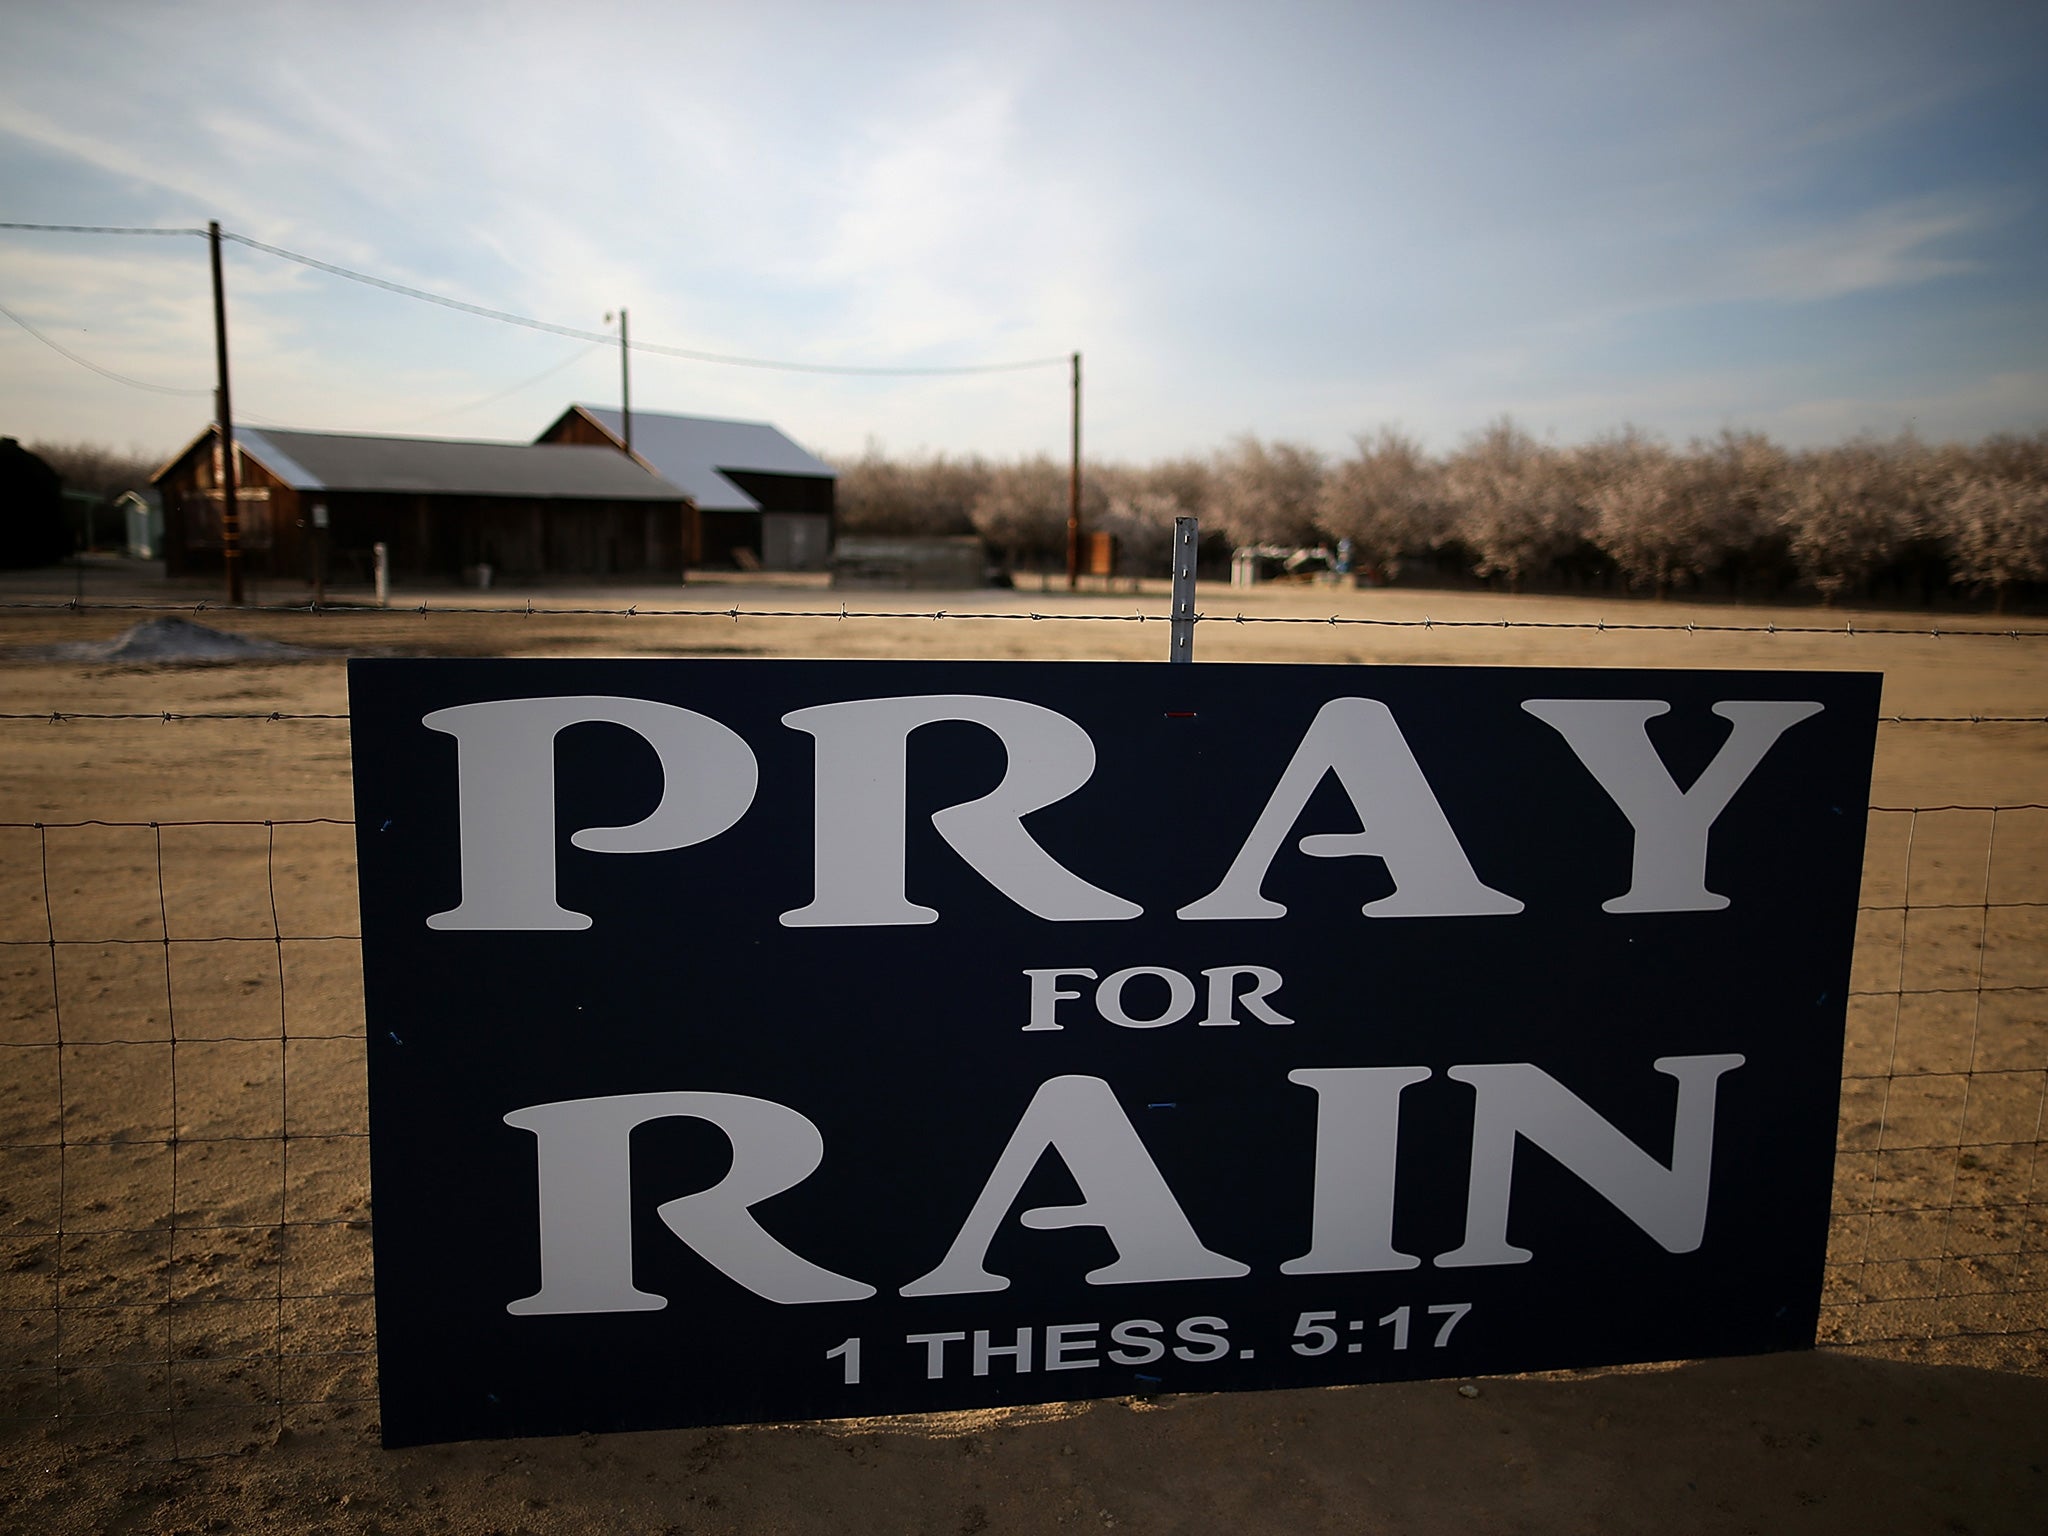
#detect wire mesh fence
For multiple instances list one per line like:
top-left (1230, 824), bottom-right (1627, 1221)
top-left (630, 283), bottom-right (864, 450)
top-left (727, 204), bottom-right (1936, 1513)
top-left (1825, 805), bottom-right (2047, 1360)
top-left (2, 591), bottom-right (2044, 1457)
top-left (0, 818), bottom-right (371, 1459)
top-left (1, 793), bottom-right (2041, 1458)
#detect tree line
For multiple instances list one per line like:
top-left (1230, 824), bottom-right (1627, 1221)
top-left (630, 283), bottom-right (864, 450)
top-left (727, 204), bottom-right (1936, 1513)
top-left (833, 423), bottom-right (2048, 610)
top-left (24, 440), bottom-right (164, 502)
top-left (16, 427), bottom-right (2045, 608)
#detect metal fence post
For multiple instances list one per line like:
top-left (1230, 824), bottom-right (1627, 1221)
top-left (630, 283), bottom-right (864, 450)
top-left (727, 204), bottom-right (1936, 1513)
top-left (1170, 516), bottom-right (1198, 662)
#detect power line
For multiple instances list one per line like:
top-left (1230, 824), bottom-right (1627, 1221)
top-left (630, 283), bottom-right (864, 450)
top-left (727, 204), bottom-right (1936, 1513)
top-left (411, 339), bottom-right (608, 424)
top-left (217, 232), bottom-right (1069, 375)
top-left (0, 222), bottom-right (206, 237)
top-left (0, 299), bottom-right (211, 397)
top-left (2, 220), bottom-right (1070, 376)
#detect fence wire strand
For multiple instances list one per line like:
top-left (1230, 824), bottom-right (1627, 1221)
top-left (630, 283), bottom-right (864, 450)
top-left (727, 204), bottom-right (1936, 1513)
top-left (3, 595), bottom-right (2047, 640)
top-left (5, 713), bottom-right (2045, 727)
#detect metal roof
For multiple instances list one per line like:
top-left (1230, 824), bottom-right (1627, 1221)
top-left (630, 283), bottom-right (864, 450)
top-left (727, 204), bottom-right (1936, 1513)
top-left (571, 407), bottom-right (835, 513)
top-left (233, 427), bottom-right (686, 501)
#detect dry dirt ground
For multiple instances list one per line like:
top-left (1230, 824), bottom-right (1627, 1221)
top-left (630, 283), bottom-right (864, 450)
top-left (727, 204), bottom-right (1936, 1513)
top-left (1, 567), bottom-right (2044, 1535)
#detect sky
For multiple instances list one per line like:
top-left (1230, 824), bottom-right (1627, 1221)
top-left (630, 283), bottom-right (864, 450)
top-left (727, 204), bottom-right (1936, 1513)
top-left (2, 0), bottom-right (2045, 470)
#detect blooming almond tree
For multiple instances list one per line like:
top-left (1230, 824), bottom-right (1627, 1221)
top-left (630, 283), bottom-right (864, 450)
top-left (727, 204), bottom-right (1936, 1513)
top-left (1209, 435), bottom-right (1325, 548)
top-left (1316, 427), bottom-right (1449, 578)
top-left (1091, 456), bottom-right (1215, 576)
top-left (1779, 436), bottom-right (1931, 603)
top-left (971, 454), bottom-right (1091, 573)
top-left (1941, 473), bottom-right (2048, 612)
top-left (1090, 467), bottom-right (1181, 575)
top-left (28, 439), bottom-right (166, 500)
top-left (1583, 429), bottom-right (1778, 596)
top-left (1691, 429), bottom-right (1790, 591)
top-left (1585, 431), bottom-right (1695, 595)
top-left (1445, 418), bottom-right (1590, 590)
top-left (832, 444), bottom-right (987, 537)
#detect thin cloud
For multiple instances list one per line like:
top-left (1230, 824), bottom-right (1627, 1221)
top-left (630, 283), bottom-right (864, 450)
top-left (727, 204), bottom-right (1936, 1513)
top-left (0, 102), bottom-right (232, 222)
top-left (1736, 197), bottom-right (2007, 303)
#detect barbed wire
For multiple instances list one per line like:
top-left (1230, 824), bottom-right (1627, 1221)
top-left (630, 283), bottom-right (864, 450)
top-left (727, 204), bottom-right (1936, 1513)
top-left (3, 596), bottom-right (2046, 639)
top-left (0, 817), bottom-right (353, 828)
top-left (7, 809), bottom-right (2043, 832)
top-left (5, 711), bottom-right (2045, 725)
top-left (1, 711), bottom-right (352, 722)
top-left (1868, 803), bottom-right (2048, 813)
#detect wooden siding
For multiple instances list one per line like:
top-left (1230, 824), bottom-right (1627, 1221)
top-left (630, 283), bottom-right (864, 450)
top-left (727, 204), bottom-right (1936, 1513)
top-left (698, 510), bottom-right (760, 568)
top-left (533, 408), bottom-right (840, 568)
top-left (534, 407), bottom-right (699, 564)
top-left (157, 438), bottom-right (304, 579)
top-left (537, 407), bottom-right (625, 451)
top-left (155, 429), bottom-right (689, 583)
top-left (721, 468), bottom-right (834, 520)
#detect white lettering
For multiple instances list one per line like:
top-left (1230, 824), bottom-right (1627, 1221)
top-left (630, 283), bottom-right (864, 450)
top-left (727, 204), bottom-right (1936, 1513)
top-left (1280, 1066), bottom-right (1432, 1275)
top-left (1435, 1053), bottom-right (1746, 1267)
top-left (502, 1091), bottom-right (873, 1313)
top-left (1096, 966), bottom-right (1198, 1028)
top-left (1521, 698), bottom-right (1823, 912)
top-left (973, 1327), bottom-right (1033, 1375)
top-left (907, 1330), bottom-right (965, 1379)
top-left (1045, 1321), bottom-right (1101, 1370)
top-left (780, 694), bottom-right (1142, 927)
top-left (1200, 965), bottom-right (1293, 1026)
top-left (1023, 967), bottom-right (1098, 1031)
top-left (1179, 698), bottom-right (1523, 921)
top-left (1173, 1316), bottom-right (1231, 1361)
top-left (899, 1074), bottom-right (1250, 1297)
top-left (1025, 965), bottom-right (1291, 1029)
top-left (1108, 1318), bottom-right (1166, 1365)
top-left (424, 696), bottom-right (758, 931)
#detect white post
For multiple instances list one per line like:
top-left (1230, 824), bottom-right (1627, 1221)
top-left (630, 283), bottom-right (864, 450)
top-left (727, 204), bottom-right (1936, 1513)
top-left (373, 541), bottom-right (389, 607)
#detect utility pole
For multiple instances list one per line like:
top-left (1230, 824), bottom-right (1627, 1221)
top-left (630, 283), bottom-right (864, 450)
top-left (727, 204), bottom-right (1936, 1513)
top-left (619, 307), bottom-right (632, 456)
top-left (1066, 350), bottom-right (1081, 591)
top-left (209, 221), bottom-right (244, 605)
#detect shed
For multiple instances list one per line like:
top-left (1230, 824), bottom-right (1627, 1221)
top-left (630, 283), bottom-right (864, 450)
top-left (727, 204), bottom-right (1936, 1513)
top-left (116, 489), bottom-right (163, 560)
top-left (153, 426), bottom-right (691, 583)
top-left (536, 406), bottom-right (836, 570)
top-left (0, 437), bottom-right (67, 568)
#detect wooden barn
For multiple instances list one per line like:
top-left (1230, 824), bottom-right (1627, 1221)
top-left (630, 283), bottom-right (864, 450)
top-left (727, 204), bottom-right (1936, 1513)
top-left (536, 406), bottom-right (836, 570)
top-left (154, 426), bottom-right (691, 583)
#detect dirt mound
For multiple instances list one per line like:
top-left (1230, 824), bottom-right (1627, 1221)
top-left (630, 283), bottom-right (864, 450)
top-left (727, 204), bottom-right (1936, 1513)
top-left (49, 616), bottom-right (315, 663)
